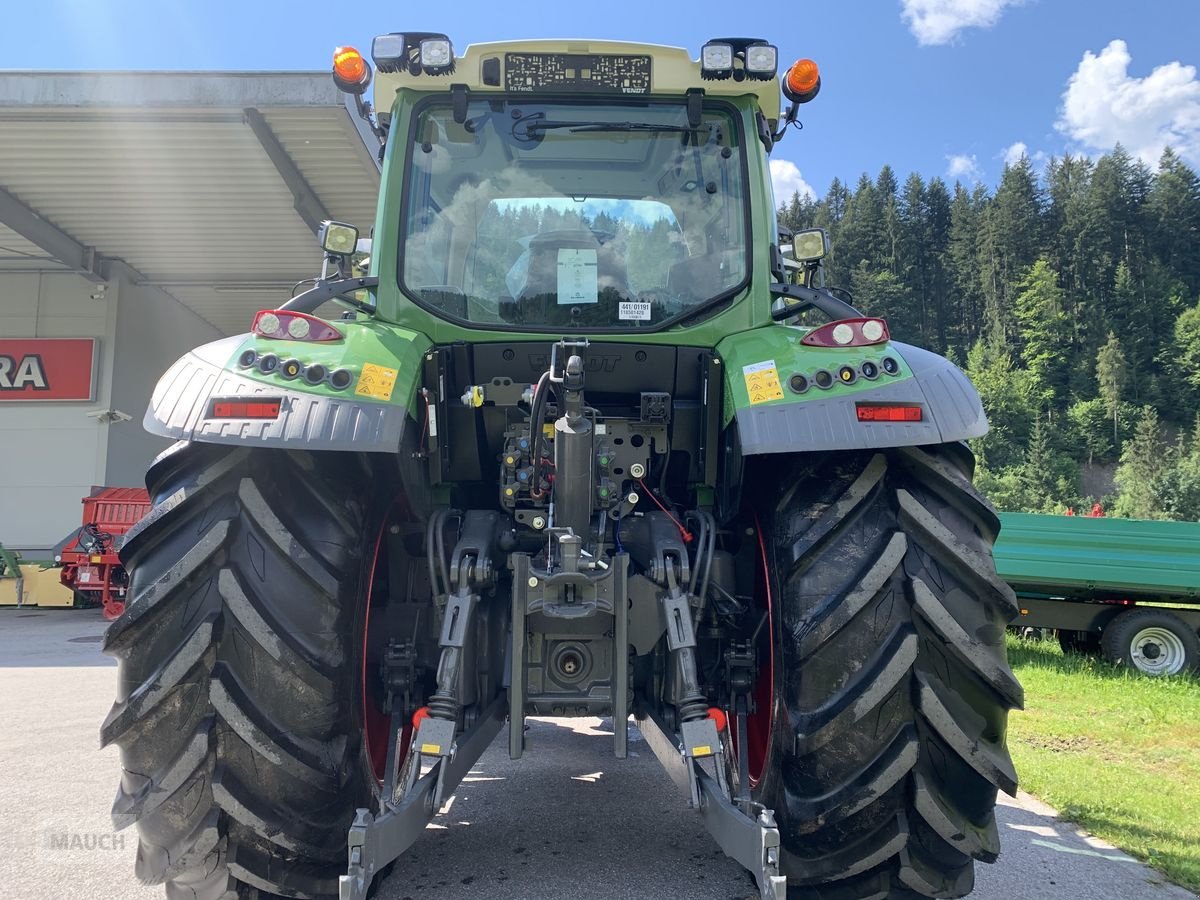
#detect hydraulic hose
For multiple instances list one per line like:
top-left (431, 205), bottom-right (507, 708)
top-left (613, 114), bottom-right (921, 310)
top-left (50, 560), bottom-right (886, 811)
top-left (529, 370), bottom-right (552, 495)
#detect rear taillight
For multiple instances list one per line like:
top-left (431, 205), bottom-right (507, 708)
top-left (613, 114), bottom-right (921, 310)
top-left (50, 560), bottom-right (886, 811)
top-left (209, 398), bottom-right (282, 419)
top-left (252, 310), bottom-right (342, 342)
top-left (801, 317), bottom-right (890, 348)
top-left (856, 403), bottom-right (922, 422)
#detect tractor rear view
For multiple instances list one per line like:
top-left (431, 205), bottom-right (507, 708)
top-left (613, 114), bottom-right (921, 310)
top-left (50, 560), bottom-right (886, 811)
top-left (103, 35), bottom-right (1021, 900)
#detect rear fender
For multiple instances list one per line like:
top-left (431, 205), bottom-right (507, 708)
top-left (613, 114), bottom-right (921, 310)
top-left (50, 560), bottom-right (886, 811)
top-left (143, 321), bottom-right (431, 453)
top-left (717, 328), bottom-right (987, 456)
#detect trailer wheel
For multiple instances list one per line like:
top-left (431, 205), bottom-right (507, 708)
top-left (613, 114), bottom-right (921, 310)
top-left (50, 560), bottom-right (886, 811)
top-left (1101, 608), bottom-right (1200, 676)
top-left (744, 444), bottom-right (1023, 899)
top-left (102, 442), bottom-right (394, 899)
top-left (1057, 629), bottom-right (1101, 657)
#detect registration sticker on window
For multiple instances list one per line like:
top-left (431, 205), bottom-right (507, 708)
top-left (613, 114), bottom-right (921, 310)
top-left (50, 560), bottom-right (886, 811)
top-left (556, 249), bottom-right (598, 304)
top-left (619, 301), bottom-right (652, 321)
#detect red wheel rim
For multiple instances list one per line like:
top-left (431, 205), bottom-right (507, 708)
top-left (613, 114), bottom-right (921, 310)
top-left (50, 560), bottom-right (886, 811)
top-left (729, 514), bottom-right (775, 788)
top-left (361, 509), bottom-right (411, 783)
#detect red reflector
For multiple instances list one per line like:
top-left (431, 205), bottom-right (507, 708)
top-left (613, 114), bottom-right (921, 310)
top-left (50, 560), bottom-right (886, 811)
top-left (210, 399), bottom-right (282, 419)
top-left (856, 403), bottom-right (922, 422)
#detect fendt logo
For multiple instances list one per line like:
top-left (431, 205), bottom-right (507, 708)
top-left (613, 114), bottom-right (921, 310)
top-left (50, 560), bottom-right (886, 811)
top-left (526, 353), bottom-right (622, 374)
top-left (0, 339), bottom-right (96, 401)
top-left (0, 354), bottom-right (48, 391)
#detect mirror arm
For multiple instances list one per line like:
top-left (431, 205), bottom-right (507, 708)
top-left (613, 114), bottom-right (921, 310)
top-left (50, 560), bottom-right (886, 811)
top-left (772, 101), bottom-right (799, 143)
top-left (770, 283), bottom-right (862, 321)
top-left (280, 276), bottom-right (379, 314)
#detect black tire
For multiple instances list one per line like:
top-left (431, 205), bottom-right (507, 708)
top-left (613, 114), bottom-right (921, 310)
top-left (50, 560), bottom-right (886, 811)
top-left (102, 442), bottom-right (384, 899)
top-left (1057, 629), bottom-right (1101, 656)
top-left (752, 444), bottom-right (1023, 899)
top-left (1100, 608), bottom-right (1200, 676)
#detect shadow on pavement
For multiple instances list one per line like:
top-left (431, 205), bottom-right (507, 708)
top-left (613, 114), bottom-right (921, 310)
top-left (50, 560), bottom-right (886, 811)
top-left (0, 608), bottom-right (114, 667)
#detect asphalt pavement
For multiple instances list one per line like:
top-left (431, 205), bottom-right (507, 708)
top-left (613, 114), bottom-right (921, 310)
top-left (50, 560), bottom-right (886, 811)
top-left (0, 607), bottom-right (1194, 900)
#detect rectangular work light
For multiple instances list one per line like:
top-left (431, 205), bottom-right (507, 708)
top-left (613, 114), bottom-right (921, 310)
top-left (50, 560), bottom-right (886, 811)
top-left (701, 42), bottom-right (734, 79)
top-left (419, 38), bottom-right (454, 73)
top-left (743, 42), bottom-right (778, 79)
top-left (370, 32), bottom-right (455, 75)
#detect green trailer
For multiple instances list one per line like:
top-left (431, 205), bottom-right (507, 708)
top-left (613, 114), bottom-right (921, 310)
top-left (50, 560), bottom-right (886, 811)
top-left (995, 513), bottom-right (1200, 675)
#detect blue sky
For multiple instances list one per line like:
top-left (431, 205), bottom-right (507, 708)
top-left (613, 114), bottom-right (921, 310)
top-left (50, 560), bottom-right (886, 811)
top-left (3, 0), bottom-right (1198, 203)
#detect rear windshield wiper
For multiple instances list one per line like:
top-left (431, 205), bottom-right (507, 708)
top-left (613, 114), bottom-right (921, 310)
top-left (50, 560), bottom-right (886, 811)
top-left (562, 121), bottom-right (701, 134)
top-left (514, 113), bottom-right (700, 137)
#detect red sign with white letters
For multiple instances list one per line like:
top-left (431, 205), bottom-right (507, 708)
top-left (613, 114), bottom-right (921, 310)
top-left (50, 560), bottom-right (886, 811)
top-left (0, 339), bottom-right (97, 401)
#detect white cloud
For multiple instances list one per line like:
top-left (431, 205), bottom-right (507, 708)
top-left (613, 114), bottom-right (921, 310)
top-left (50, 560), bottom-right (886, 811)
top-left (1002, 141), bottom-right (1028, 166)
top-left (770, 159), bottom-right (816, 203)
top-left (1000, 141), bottom-right (1049, 171)
top-left (946, 153), bottom-right (982, 182)
top-left (1057, 39), bottom-right (1200, 165)
top-left (900, 0), bottom-right (1024, 46)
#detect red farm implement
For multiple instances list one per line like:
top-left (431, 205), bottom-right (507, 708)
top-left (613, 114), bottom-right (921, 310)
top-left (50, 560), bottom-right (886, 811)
top-left (56, 487), bottom-right (150, 619)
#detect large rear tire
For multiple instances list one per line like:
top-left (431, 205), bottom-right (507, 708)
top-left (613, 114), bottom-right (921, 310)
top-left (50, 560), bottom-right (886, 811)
top-left (750, 444), bottom-right (1023, 899)
top-left (102, 442), bottom-right (386, 899)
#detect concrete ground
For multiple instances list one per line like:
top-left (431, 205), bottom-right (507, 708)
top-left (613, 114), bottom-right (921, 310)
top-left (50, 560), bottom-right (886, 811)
top-left (0, 607), bottom-right (1194, 900)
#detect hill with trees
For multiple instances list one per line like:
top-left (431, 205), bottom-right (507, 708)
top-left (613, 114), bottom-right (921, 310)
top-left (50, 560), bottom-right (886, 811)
top-left (778, 147), bottom-right (1200, 519)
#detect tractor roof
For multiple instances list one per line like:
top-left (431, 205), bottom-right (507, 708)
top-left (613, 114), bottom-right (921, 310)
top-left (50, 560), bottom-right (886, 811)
top-left (371, 39), bottom-right (782, 123)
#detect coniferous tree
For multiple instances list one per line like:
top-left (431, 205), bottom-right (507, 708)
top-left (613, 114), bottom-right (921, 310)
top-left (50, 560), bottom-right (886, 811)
top-left (1014, 259), bottom-right (1071, 410)
top-left (1148, 148), bottom-right (1200, 295)
top-left (1096, 333), bottom-right (1128, 447)
top-left (1114, 406), bottom-right (1170, 519)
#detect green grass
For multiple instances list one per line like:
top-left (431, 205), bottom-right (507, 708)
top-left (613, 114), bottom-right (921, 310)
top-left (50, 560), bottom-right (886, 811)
top-left (1006, 634), bottom-right (1200, 892)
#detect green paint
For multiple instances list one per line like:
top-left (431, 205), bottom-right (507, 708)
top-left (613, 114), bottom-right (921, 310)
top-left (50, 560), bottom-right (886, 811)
top-left (226, 318), bottom-right (431, 409)
top-left (995, 512), bottom-right (1200, 600)
top-left (716, 326), bottom-right (915, 425)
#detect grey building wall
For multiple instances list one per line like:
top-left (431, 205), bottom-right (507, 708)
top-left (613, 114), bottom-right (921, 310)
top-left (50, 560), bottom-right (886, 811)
top-left (0, 271), bottom-right (116, 552)
top-left (105, 279), bottom-right (222, 487)
top-left (0, 271), bottom-right (223, 552)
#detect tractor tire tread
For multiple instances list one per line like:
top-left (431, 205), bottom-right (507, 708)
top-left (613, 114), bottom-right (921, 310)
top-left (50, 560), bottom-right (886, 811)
top-left (103, 444), bottom-right (375, 900)
top-left (756, 445), bottom-right (1019, 900)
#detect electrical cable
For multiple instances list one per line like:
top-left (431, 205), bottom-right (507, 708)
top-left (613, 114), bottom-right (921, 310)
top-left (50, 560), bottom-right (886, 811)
top-left (687, 511), bottom-right (708, 595)
top-left (637, 478), bottom-right (692, 543)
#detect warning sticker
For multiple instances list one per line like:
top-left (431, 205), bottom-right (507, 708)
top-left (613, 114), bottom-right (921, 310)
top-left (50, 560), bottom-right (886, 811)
top-left (619, 301), bottom-right (652, 321)
top-left (742, 360), bottom-right (785, 404)
top-left (355, 363), bottom-right (399, 402)
top-left (556, 248), bottom-right (598, 304)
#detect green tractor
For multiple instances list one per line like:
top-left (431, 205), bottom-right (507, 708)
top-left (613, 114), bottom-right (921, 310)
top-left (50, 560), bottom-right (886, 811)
top-left (103, 35), bottom-right (1021, 900)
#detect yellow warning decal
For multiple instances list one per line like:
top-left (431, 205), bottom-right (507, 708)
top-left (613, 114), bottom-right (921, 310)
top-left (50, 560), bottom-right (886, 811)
top-left (420, 743), bottom-right (442, 755)
top-left (355, 363), bottom-right (399, 402)
top-left (691, 745), bottom-right (713, 758)
top-left (742, 360), bottom-right (784, 404)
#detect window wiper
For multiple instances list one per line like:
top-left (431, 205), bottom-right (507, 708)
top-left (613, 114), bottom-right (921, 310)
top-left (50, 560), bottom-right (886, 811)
top-left (515, 114), bottom-right (700, 137)
top-left (564, 121), bottom-right (701, 134)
